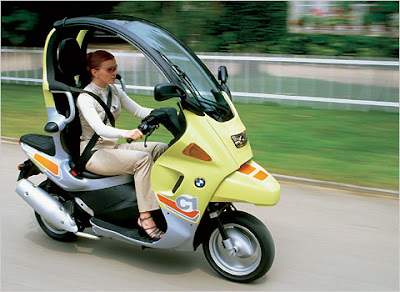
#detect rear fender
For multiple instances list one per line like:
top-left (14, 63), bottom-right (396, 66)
top-left (211, 161), bottom-right (281, 206)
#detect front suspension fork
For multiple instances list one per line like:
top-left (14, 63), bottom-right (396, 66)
top-left (208, 203), bottom-right (236, 253)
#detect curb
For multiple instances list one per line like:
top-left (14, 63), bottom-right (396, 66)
top-left (273, 174), bottom-right (398, 199)
top-left (2, 136), bottom-right (398, 199)
top-left (1, 137), bottom-right (19, 144)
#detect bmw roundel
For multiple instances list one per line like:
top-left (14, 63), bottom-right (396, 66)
top-left (194, 177), bottom-right (205, 188)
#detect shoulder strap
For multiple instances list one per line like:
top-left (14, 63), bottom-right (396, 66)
top-left (84, 88), bottom-right (115, 127)
top-left (73, 87), bottom-right (114, 174)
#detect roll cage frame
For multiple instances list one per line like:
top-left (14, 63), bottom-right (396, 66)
top-left (45, 16), bottom-right (223, 96)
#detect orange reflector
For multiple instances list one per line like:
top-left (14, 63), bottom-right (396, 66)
top-left (254, 170), bottom-right (268, 181)
top-left (238, 163), bottom-right (256, 175)
top-left (182, 143), bottom-right (212, 161)
top-left (34, 154), bottom-right (59, 175)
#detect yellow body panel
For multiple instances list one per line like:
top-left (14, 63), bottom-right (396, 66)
top-left (150, 97), bottom-right (281, 223)
top-left (151, 107), bottom-right (253, 223)
top-left (42, 28), bottom-right (56, 108)
top-left (211, 160), bottom-right (281, 206)
top-left (76, 30), bottom-right (88, 45)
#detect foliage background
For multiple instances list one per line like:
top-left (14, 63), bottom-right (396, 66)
top-left (1, 1), bottom-right (398, 58)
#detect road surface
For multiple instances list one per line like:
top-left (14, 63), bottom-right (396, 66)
top-left (1, 142), bottom-right (398, 291)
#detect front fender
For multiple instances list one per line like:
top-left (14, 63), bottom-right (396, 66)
top-left (211, 161), bottom-right (280, 206)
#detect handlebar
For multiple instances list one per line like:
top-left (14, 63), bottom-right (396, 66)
top-left (126, 121), bottom-right (158, 146)
top-left (125, 107), bottom-right (181, 146)
top-left (138, 122), bottom-right (157, 135)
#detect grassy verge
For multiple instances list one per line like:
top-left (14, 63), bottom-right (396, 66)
top-left (1, 83), bottom-right (398, 190)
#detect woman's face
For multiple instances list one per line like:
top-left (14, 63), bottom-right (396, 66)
top-left (91, 58), bottom-right (118, 87)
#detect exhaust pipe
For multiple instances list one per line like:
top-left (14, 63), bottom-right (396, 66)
top-left (15, 179), bottom-right (78, 233)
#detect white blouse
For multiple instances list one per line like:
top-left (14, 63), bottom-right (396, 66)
top-left (77, 82), bottom-right (152, 152)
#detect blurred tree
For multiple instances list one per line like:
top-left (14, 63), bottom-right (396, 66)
top-left (363, 1), bottom-right (399, 29)
top-left (1, 9), bottom-right (39, 45)
top-left (213, 2), bottom-right (288, 51)
top-left (1, 1), bottom-right (121, 47)
top-left (112, 1), bottom-right (224, 51)
top-left (112, 1), bottom-right (287, 52)
top-left (1, 1), bottom-right (396, 57)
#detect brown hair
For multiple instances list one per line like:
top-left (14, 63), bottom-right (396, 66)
top-left (86, 50), bottom-right (115, 74)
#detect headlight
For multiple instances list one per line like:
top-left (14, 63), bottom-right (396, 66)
top-left (231, 131), bottom-right (248, 148)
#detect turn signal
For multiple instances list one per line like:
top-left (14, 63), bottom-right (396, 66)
top-left (231, 131), bottom-right (247, 148)
top-left (183, 143), bottom-right (212, 161)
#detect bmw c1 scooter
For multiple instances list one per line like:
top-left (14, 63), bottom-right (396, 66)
top-left (15, 17), bottom-right (281, 283)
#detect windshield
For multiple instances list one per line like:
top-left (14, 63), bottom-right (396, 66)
top-left (124, 21), bottom-right (233, 121)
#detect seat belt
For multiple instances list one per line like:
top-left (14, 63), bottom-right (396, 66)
top-left (73, 86), bottom-right (114, 174)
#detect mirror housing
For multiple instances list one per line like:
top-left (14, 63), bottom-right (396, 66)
top-left (217, 66), bottom-right (232, 101)
top-left (218, 66), bottom-right (228, 84)
top-left (154, 83), bottom-right (187, 101)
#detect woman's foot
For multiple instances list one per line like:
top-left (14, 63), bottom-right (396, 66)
top-left (137, 213), bottom-right (164, 241)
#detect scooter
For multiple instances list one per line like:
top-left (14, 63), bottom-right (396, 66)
top-left (15, 17), bottom-right (281, 283)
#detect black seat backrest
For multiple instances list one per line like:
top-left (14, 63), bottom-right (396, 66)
top-left (58, 38), bottom-right (87, 86)
top-left (55, 38), bottom-right (87, 163)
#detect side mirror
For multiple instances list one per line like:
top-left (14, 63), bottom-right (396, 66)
top-left (218, 66), bottom-right (228, 84)
top-left (154, 83), bottom-right (187, 101)
top-left (218, 66), bottom-right (232, 101)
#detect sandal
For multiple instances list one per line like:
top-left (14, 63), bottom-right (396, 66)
top-left (137, 216), bottom-right (165, 241)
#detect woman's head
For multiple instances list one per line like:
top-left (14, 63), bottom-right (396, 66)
top-left (87, 50), bottom-right (118, 87)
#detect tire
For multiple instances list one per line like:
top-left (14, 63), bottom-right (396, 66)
top-left (202, 211), bottom-right (275, 283)
top-left (35, 211), bottom-right (77, 242)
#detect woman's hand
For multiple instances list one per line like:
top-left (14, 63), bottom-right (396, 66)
top-left (125, 129), bottom-right (143, 141)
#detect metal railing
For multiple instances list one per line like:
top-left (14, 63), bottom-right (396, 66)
top-left (1, 47), bottom-right (398, 112)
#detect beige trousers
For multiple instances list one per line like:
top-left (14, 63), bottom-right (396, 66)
top-left (85, 142), bottom-right (169, 212)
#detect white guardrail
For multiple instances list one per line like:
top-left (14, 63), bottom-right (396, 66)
top-left (1, 47), bottom-right (399, 111)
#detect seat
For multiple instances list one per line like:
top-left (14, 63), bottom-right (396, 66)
top-left (58, 38), bottom-right (87, 87)
top-left (20, 134), bottom-right (55, 156)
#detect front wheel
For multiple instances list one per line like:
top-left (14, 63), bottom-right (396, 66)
top-left (202, 211), bottom-right (275, 283)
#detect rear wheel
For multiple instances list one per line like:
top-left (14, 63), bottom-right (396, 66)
top-left (35, 211), bottom-right (77, 242)
top-left (203, 211), bottom-right (275, 283)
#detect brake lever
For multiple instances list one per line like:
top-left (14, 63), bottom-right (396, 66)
top-left (127, 123), bottom-right (157, 146)
top-left (143, 126), bottom-right (156, 148)
top-left (127, 126), bottom-right (157, 146)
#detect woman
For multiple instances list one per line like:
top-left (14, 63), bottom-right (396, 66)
top-left (77, 50), bottom-right (168, 240)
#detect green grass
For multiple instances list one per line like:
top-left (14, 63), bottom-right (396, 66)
top-left (1, 83), bottom-right (398, 190)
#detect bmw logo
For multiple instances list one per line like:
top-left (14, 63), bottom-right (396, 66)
top-left (194, 178), bottom-right (206, 188)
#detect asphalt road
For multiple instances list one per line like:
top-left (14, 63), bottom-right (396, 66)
top-left (1, 142), bottom-right (399, 291)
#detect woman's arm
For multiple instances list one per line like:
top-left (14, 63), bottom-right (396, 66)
top-left (116, 86), bottom-right (152, 119)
